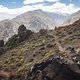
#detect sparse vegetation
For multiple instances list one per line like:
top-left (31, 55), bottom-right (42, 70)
top-left (0, 19), bottom-right (80, 79)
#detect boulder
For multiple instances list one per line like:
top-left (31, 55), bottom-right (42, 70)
top-left (26, 56), bottom-right (80, 80)
top-left (18, 25), bottom-right (26, 35)
top-left (0, 40), bottom-right (4, 47)
top-left (0, 40), bottom-right (5, 54)
top-left (18, 29), bottom-right (33, 42)
top-left (18, 25), bottom-right (33, 42)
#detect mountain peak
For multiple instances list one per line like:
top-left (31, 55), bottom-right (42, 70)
top-left (0, 9), bottom-right (56, 42)
top-left (33, 9), bottom-right (43, 12)
top-left (63, 10), bottom-right (80, 26)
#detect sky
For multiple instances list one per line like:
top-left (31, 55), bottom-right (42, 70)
top-left (0, 0), bottom-right (80, 20)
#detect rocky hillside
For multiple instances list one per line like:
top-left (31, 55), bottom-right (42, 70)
top-left (0, 19), bottom-right (80, 80)
top-left (0, 9), bottom-right (56, 42)
top-left (63, 10), bottom-right (80, 26)
top-left (0, 19), bottom-right (15, 42)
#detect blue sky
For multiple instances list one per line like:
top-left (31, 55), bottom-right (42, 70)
top-left (0, 0), bottom-right (80, 8)
top-left (0, 0), bottom-right (24, 8)
top-left (0, 0), bottom-right (80, 20)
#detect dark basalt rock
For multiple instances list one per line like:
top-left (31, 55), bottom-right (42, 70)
top-left (0, 40), bottom-right (5, 54)
top-left (0, 40), bottom-right (4, 47)
top-left (0, 47), bottom-right (5, 54)
top-left (18, 25), bottom-right (27, 35)
top-left (26, 57), bottom-right (80, 80)
top-left (18, 25), bottom-right (33, 42)
top-left (5, 25), bottom-right (33, 48)
top-left (0, 56), bottom-right (80, 80)
top-left (18, 29), bottom-right (33, 42)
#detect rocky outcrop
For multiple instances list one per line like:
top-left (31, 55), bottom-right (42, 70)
top-left (0, 40), bottom-right (5, 54)
top-left (0, 55), bottom-right (80, 80)
top-left (26, 56), bottom-right (80, 80)
top-left (0, 40), bottom-right (4, 47)
top-left (18, 25), bottom-right (33, 42)
top-left (39, 29), bottom-right (48, 35)
top-left (5, 25), bottom-right (33, 49)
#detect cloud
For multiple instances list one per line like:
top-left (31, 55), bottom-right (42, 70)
top-left (45, 0), bottom-right (60, 2)
top-left (23, 0), bottom-right (44, 4)
top-left (0, 13), bottom-right (16, 21)
top-left (51, 2), bottom-right (80, 14)
top-left (0, 2), bottom-right (80, 15)
top-left (0, 5), bottom-right (35, 20)
top-left (23, 0), bottom-right (60, 5)
top-left (0, 1), bottom-right (80, 20)
top-left (33, 2), bottom-right (80, 14)
top-left (0, 5), bottom-right (34, 15)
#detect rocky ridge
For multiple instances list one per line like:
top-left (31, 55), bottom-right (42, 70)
top-left (0, 19), bottom-right (80, 80)
top-left (63, 10), bottom-right (80, 26)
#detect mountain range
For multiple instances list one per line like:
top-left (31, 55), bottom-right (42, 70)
top-left (63, 10), bottom-right (80, 25)
top-left (0, 9), bottom-right (57, 42)
top-left (0, 9), bottom-right (80, 43)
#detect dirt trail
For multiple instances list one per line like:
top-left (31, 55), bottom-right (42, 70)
top-left (49, 32), bottom-right (65, 53)
top-left (54, 35), bottom-right (65, 53)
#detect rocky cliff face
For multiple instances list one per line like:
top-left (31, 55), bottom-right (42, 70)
top-left (63, 10), bottom-right (80, 26)
top-left (0, 19), bottom-right (15, 42)
top-left (26, 58), bottom-right (80, 80)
